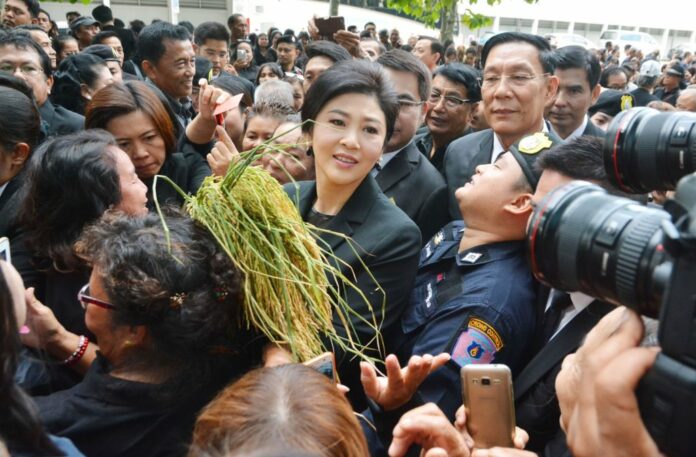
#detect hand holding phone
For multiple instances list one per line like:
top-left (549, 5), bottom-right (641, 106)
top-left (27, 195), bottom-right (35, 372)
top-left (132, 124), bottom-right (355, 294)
top-left (461, 364), bottom-right (515, 449)
top-left (314, 16), bottom-right (345, 42)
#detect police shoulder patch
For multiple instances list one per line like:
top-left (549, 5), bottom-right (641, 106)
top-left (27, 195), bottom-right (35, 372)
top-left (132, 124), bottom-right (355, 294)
top-left (518, 132), bottom-right (553, 155)
top-left (450, 317), bottom-right (504, 367)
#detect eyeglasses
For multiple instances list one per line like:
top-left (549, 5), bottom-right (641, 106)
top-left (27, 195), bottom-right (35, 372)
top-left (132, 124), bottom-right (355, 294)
top-left (478, 73), bottom-right (549, 89)
top-left (78, 284), bottom-right (115, 310)
top-left (428, 91), bottom-right (471, 109)
top-left (397, 98), bottom-right (425, 110)
top-left (0, 62), bottom-right (43, 77)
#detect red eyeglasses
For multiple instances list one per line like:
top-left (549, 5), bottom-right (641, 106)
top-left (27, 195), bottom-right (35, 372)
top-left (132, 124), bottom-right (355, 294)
top-left (78, 284), bottom-right (115, 310)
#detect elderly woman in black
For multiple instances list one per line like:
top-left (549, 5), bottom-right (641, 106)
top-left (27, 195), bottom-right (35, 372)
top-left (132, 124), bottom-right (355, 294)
top-left (31, 211), bottom-right (260, 457)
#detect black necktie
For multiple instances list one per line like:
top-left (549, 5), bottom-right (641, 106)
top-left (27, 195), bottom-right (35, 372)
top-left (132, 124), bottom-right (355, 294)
top-left (540, 289), bottom-right (573, 344)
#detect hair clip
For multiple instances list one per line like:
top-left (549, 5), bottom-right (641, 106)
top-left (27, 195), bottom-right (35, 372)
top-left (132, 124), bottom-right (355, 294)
top-left (214, 287), bottom-right (229, 302)
top-left (170, 292), bottom-right (187, 309)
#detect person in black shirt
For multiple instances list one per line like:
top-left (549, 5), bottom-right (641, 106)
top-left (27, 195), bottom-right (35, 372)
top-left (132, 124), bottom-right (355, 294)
top-left (85, 81), bottom-right (211, 209)
top-left (654, 63), bottom-right (684, 106)
top-left (32, 211), bottom-right (260, 457)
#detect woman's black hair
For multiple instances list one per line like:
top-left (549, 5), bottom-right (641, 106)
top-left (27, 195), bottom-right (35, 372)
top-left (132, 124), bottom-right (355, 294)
top-left (52, 33), bottom-right (77, 58)
top-left (19, 130), bottom-right (121, 272)
top-left (301, 59), bottom-right (398, 146)
top-left (254, 62), bottom-right (283, 86)
top-left (51, 53), bottom-right (109, 115)
top-left (75, 210), bottom-right (249, 389)
top-left (0, 265), bottom-right (62, 456)
top-left (0, 74), bottom-right (41, 151)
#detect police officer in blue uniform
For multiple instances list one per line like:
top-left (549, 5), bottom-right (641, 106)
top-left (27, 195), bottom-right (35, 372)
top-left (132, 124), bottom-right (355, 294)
top-left (398, 132), bottom-right (555, 421)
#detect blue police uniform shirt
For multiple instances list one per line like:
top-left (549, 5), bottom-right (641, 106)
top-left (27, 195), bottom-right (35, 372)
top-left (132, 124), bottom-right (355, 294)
top-left (400, 221), bottom-right (537, 419)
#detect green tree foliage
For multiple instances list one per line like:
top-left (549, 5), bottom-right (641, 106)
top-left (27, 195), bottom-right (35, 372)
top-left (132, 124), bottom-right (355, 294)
top-left (387, 0), bottom-right (539, 41)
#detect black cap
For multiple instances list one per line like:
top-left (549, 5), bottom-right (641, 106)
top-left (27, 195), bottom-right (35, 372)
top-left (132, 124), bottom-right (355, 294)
top-left (82, 44), bottom-right (119, 62)
top-left (276, 34), bottom-right (297, 46)
top-left (589, 89), bottom-right (634, 117)
top-left (509, 132), bottom-right (555, 191)
top-left (665, 63), bottom-right (685, 78)
top-left (70, 16), bottom-right (99, 31)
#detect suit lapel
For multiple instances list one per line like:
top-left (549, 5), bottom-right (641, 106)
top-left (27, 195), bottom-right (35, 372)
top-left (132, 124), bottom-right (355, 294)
top-left (375, 143), bottom-right (416, 193)
top-left (514, 300), bottom-right (613, 400)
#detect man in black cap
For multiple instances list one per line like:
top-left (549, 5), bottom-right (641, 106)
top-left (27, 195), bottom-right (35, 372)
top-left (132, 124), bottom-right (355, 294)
top-left (391, 131), bottom-right (553, 421)
top-left (588, 89), bottom-right (634, 131)
top-left (654, 63), bottom-right (684, 106)
top-left (82, 44), bottom-right (123, 83)
top-left (70, 16), bottom-right (100, 50)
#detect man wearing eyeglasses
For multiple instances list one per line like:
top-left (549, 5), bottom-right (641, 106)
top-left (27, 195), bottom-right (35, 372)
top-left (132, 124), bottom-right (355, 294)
top-left (372, 50), bottom-right (449, 244)
top-left (442, 32), bottom-right (561, 219)
top-left (415, 63), bottom-right (481, 173)
top-left (0, 33), bottom-right (84, 138)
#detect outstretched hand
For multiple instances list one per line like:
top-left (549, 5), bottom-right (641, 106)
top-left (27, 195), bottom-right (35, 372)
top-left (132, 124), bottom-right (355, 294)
top-left (360, 353), bottom-right (450, 411)
top-left (207, 126), bottom-right (240, 176)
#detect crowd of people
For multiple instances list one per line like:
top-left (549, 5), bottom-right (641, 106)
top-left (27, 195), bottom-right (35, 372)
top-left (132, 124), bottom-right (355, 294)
top-left (0, 1), bottom-right (694, 456)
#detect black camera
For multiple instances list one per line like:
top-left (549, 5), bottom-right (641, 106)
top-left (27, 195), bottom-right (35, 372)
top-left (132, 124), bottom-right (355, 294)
top-left (527, 108), bottom-right (696, 457)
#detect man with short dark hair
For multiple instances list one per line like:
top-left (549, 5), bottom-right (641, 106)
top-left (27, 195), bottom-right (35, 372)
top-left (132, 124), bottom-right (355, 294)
top-left (516, 135), bottom-right (632, 455)
top-left (70, 16), bottom-right (100, 50)
top-left (91, 5), bottom-right (137, 64)
top-left (654, 63), bottom-right (684, 106)
top-left (416, 63), bottom-right (481, 173)
top-left (599, 66), bottom-right (628, 90)
top-left (375, 49), bottom-right (449, 244)
top-left (65, 11), bottom-right (80, 24)
top-left (139, 21), bottom-right (196, 131)
top-left (630, 60), bottom-right (660, 107)
top-left (16, 24), bottom-right (56, 70)
top-left (1, 0), bottom-right (39, 28)
top-left (548, 46), bottom-right (603, 140)
top-left (227, 13), bottom-right (246, 42)
top-left (442, 32), bottom-right (561, 219)
top-left (302, 40), bottom-right (350, 91)
top-left (359, 38), bottom-right (385, 62)
top-left (275, 34), bottom-right (302, 76)
top-left (412, 36), bottom-right (442, 72)
top-left (389, 28), bottom-right (401, 49)
top-left (193, 21), bottom-right (229, 77)
top-left (363, 21), bottom-right (376, 38)
top-left (0, 33), bottom-right (83, 137)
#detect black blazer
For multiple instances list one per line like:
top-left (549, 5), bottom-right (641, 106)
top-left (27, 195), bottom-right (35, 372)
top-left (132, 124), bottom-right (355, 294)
top-left (514, 299), bottom-right (613, 455)
top-left (38, 100), bottom-right (84, 138)
top-left (286, 176), bottom-right (421, 405)
top-left (582, 119), bottom-right (605, 138)
top-left (442, 128), bottom-right (562, 219)
top-left (376, 141), bottom-right (449, 244)
top-left (0, 171), bottom-right (25, 238)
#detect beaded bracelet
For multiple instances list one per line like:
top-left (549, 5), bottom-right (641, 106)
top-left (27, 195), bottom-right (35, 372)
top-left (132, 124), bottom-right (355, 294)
top-left (62, 335), bottom-right (90, 366)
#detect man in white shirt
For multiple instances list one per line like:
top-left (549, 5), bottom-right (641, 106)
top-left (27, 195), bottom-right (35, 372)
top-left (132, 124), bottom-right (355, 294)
top-left (442, 32), bottom-right (561, 219)
top-left (548, 45), bottom-right (604, 141)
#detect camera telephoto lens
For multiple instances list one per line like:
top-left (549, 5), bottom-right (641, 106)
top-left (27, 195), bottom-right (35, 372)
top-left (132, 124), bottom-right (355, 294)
top-left (604, 108), bottom-right (696, 193)
top-left (527, 181), bottom-right (671, 317)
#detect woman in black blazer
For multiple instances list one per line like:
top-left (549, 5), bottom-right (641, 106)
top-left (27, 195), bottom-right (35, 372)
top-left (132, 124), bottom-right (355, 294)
top-left (285, 60), bottom-right (421, 408)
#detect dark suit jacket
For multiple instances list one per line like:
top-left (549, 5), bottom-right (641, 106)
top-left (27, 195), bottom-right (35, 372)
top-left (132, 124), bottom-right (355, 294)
top-left (38, 100), bottom-right (84, 138)
top-left (582, 119), bottom-right (605, 138)
top-left (285, 176), bottom-right (421, 406)
top-left (514, 299), bottom-right (613, 455)
top-left (0, 171), bottom-right (25, 238)
top-left (443, 128), bottom-right (562, 219)
top-left (376, 141), bottom-right (449, 244)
